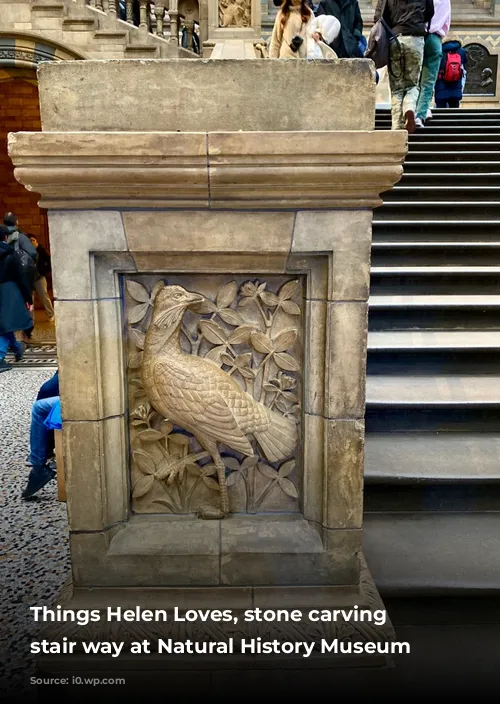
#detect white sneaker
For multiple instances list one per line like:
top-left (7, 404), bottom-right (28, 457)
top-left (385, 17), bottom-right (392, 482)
top-left (426, 108), bottom-right (433, 120)
top-left (415, 117), bottom-right (424, 129)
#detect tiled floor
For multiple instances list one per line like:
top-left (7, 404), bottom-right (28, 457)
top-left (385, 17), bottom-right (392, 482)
top-left (0, 370), bottom-right (70, 700)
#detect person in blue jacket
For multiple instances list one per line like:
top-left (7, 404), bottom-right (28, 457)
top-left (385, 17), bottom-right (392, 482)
top-left (434, 38), bottom-right (468, 108)
top-left (23, 394), bottom-right (60, 499)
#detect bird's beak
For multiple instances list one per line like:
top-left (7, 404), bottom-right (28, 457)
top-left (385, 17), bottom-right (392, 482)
top-left (186, 292), bottom-right (205, 307)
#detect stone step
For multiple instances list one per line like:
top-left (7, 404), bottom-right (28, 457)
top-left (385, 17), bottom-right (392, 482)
top-left (372, 265), bottom-right (500, 274)
top-left (94, 30), bottom-right (129, 44)
top-left (371, 242), bottom-right (500, 265)
top-left (31, 1), bottom-right (65, 16)
top-left (367, 330), bottom-right (500, 352)
top-left (62, 16), bottom-right (97, 30)
top-left (374, 203), bottom-right (500, 221)
top-left (387, 185), bottom-right (500, 201)
top-left (398, 172), bottom-right (500, 186)
top-left (364, 432), bottom-right (500, 483)
top-left (363, 513), bottom-right (500, 593)
top-left (366, 374), bottom-right (500, 406)
top-left (369, 294), bottom-right (500, 308)
top-left (406, 151), bottom-right (500, 162)
top-left (124, 43), bottom-right (159, 56)
top-left (404, 161), bottom-right (500, 173)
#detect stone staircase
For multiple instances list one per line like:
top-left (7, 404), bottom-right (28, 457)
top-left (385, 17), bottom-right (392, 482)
top-left (363, 108), bottom-right (500, 593)
top-left (3, 0), bottom-right (195, 59)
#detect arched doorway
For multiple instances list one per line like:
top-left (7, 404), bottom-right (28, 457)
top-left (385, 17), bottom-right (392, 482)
top-left (0, 35), bottom-right (84, 316)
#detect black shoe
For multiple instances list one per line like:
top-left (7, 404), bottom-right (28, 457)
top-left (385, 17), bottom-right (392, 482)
top-left (22, 464), bottom-right (56, 499)
top-left (0, 360), bottom-right (12, 373)
top-left (15, 342), bottom-right (26, 362)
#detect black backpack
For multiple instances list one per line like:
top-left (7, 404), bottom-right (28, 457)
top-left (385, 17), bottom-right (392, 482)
top-left (11, 234), bottom-right (37, 286)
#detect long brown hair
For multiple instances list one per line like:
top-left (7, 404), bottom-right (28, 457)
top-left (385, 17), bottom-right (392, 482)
top-left (280, 0), bottom-right (312, 28)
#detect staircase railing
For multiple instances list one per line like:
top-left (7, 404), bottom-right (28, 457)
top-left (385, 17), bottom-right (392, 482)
top-left (85, 1), bottom-right (172, 40)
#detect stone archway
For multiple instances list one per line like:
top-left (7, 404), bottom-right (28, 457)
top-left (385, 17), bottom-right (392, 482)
top-left (0, 35), bottom-right (83, 311)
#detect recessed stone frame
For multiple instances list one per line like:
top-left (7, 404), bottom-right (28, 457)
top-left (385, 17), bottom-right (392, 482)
top-left (44, 208), bottom-right (371, 588)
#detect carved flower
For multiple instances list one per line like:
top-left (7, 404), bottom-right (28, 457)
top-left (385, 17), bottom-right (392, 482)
top-left (225, 456), bottom-right (259, 487)
top-left (126, 279), bottom-right (164, 325)
top-left (257, 460), bottom-right (298, 499)
top-left (131, 402), bottom-right (153, 426)
top-left (239, 280), bottom-right (267, 307)
top-left (269, 371), bottom-right (297, 391)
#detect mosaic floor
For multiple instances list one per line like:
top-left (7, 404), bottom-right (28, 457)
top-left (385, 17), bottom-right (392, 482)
top-left (0, 370), bottom-right (70, 700)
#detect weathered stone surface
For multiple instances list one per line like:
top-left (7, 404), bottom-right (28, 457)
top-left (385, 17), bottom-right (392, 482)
top-left (92, 252), bottom-right (137, 299)
top-left (324, 420), bottom-right (365, 529)
top-left (293, 210), bottom-right (373, 301)
top-left (326, 302), bottom-right (368, 419)
top-left (220, 516), bottom-right (323, 553)
top-left (96, 298), bottom-right (126, 419)
top-left (47, 210), bottom-right (126, 300)
top-left (54, 300), bottom-right (99, 421)
top-left (123, 211), bottom-right (294, 253)
top-left (38, 59), bottom-right (376, 132)
top-left (302, 413), bottom-right (324, 526)
top-left (305, 299), bottom-right (327, 416)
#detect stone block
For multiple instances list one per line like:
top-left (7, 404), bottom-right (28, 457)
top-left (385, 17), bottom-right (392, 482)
top-left (92, 252), bottom-right (137, 300)
top-left (96, 298), bottom-right (126, 419)
top-left (292, 210), bottom-right (372, 301)
top-left (326, 302), bottom-right (368, 419)
top-left (304, 299), bottom-right (326, 416)
top-left (37, 59), bottom-right (376, 132)
top-left (123, 211), bottom-right (294, 255)
top-left (324, 420), bottom-right (364, 529)
top-left (131, 252), bottom-right (289, 274)
top-left (302, 413), bottom-right (324, 526)
top-left (47, 210), bottom-right (126, 300)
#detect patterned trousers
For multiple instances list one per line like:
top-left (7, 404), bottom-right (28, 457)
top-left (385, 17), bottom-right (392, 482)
top-left (389, 35), bottom-right (425, 129)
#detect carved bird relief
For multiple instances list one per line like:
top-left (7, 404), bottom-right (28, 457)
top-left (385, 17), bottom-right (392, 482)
top-left (141, 284), bottom-right (298, 519)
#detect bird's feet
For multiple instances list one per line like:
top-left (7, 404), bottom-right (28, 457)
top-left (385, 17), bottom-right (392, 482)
top-left (197, 504), bottom-right (228, 520)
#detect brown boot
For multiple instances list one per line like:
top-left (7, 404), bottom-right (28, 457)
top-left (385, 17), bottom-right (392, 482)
top-left (404, 110), bottom-right (416, 134)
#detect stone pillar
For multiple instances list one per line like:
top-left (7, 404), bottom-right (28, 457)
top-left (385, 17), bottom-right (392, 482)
top-left (10, 58), bottom-right (406, 686)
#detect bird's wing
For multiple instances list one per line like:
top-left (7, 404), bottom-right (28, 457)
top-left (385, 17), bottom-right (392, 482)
top-left (153, 359), bottom-right (253, 455)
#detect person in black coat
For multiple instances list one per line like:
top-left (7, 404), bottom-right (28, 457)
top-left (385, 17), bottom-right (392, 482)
top-left (316, 0), bottom-right (363, 58)
top-left (0, 225), bottom-right (33, 372)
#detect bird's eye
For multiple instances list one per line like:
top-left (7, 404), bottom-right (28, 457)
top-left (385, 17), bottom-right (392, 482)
top-left (174, 293), bottom-right (182, 299)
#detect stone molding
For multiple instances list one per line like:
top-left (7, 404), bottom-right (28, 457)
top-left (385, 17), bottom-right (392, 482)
top-left (9, 130), bottom-right (406, 210)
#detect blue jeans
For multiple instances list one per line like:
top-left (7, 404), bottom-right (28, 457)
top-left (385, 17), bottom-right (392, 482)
top-left (0, 332), bottom-right (22, 361)
top-left (416, 33), bottom-right (443, 121)
top-left (37, 371), bottom-right (59, 400)
top-left (30, 396), bottom-right (59, 466)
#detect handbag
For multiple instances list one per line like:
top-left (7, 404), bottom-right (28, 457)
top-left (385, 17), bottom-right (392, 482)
top-left (365, 0), bottom-right (398, 70)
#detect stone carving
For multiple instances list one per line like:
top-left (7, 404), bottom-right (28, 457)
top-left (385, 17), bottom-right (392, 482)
top-left (219, 0), bottom-right (251, 27)
top-left (464, 43), bottom-right (497, 96)
top-left (126, 277), bottom-right (302, 518)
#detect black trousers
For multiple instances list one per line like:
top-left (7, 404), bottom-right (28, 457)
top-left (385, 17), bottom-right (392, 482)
top-left (436, 98), bottom-right (460, 108)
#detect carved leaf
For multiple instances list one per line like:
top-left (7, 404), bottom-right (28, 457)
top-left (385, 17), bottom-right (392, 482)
top-left (151, 281), bottom-right (165, 300)
top-left (129, 352), bottom-right (143, 370)
top-left (160, 420), bottom-right (174, 436)
top-left (238, 367), bottom-right (255, 379)
top-left (126, 280), bottom-right (150, 303)
top-left (133, 450), bottom-right (155, 475)
top-left (238, 297), bottom-right (254, 308)
top-left (216, 281), bottom-right (238, 309)
top-left (260, 291), bottom-right (279, 307)
top-left (128, 302), bottom-right (149, 324)
top-left (205, 344), bottom-right (226, 363)
top-left (129, 327), bottom-right (146, 350)
top-left (193, 299), bottom-right (217, 314)
top-left (278, 460), bottom-right (295, 478)
top-left (202, 464), bottom-right (217, 477)
top-left (226, 471), bottom-right (242, 487)
top-left (202, 476), bottom-right (220, 491)
top-left (250, 331), bottom-right (273, 354)
top-left (138, 429), bottom-right (164, 442)
top-left (242, 456), bottom-right (259, 469)
top-left (281, 300), bottom-right (301, 316)
top-left (220, 353), bottom-right (235, 367)
top-left (274, 352), bottom-right (300, 371)
top-left (282, 391), bottom-right (299, 403)
top-left (186, 464), bottom-right (202, 476)
top-left (132, 474), bottom-right (155, 498)
top-left (218, 308), bottom-right (245, 326)
top-left (278, 279), bottom-right (299, 301)
top-left (263, 382), bottom-right (279, 392)
top-left (234, 353), bottom-right (252, 368)
top-left (229, 325), bottom-right (254, 344)
top-left (273, 329), bottom-right (298, 352)
top-left (278, 477), bottom-right (299, 499)
top-left (258, 463), bottom-right (278, 480)
top-left (275, 399), bottom-right (289, 414)
top-left (168, 434), bottom-right (190, 458)
top-left (199, 320), bottom-right (228, 345)
top-left (131, 419), bottom-right (147, 427)
top-left (224, 457), bottom-right (241, 471)
top-left (257, 282), bottom-right (267, 294)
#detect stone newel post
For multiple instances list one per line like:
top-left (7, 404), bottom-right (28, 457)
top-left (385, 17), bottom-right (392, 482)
top-left (9, 58), bottom-right (406, 678)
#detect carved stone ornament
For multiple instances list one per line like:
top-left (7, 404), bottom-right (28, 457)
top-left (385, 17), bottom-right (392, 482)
top-left (219, 0), bottom-right (251, 27)
top-left (126, 276), bottom-right (302, 519)
top-left (464, 43), bottom-right (498, 96)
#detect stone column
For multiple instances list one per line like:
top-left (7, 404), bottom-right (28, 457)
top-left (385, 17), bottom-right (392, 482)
top-left (10, 58), bottom-right (406, 683)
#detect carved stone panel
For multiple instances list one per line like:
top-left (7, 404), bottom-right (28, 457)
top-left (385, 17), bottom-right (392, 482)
top-left (219, 0), bottom-right (251, 27)
top-left (464, 43), bottom-right (497, 96)
top-left (124, 274), bottom-right (303, 518)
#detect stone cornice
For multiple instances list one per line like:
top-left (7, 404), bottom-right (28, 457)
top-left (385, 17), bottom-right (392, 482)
top-left (9, 130), bottom-right (406, 210)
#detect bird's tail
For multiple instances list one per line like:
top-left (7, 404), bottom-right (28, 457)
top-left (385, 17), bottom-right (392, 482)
top-left (255, 411), bottom-right (297, 463)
